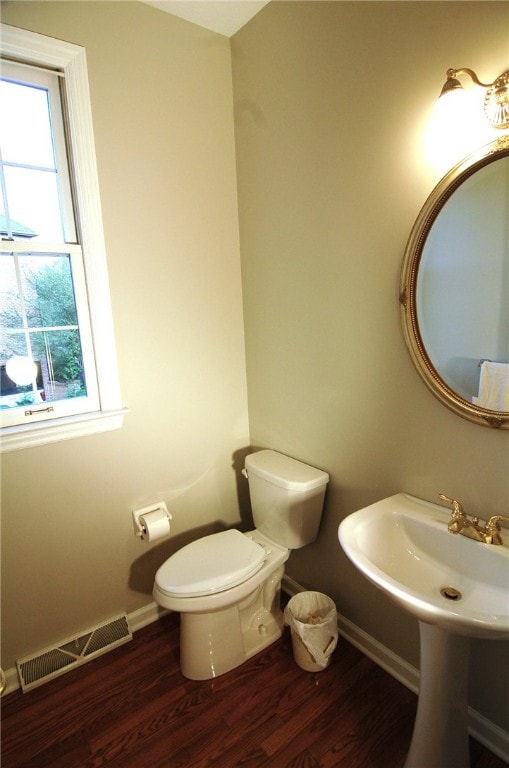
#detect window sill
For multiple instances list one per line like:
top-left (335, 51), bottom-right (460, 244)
top-left (1, 408), bottom-right (129, 452)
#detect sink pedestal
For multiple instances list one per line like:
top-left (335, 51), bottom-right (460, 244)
top-left (404, 622), bottom-right (470, 768)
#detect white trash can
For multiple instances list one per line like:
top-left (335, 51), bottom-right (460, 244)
top-left (284, 591), bottom-right (338, 672)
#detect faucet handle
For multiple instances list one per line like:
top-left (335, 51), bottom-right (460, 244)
top-left (438, 494), bottom-right (465, 516)
top-left (486, 514), bottom-right (509, 532)
top-left (484, 515), bottom-right (509, 545)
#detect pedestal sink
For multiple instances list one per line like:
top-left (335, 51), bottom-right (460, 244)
top-left (338, 493), bottom-right (509, 768)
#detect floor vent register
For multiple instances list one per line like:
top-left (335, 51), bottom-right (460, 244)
top-left (16, 614), bottom-right (132, 692)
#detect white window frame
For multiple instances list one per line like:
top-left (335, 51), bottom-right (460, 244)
top-left (1, 25), bottom-right (126, 452)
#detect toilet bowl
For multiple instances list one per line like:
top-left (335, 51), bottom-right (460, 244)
top-left (153, 449), bottom-right (329, 680)
top-left (154, 529), bottom-right (289, 679)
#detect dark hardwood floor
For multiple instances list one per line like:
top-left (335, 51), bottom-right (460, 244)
top-left (1, 610), bottom-right (505, 768)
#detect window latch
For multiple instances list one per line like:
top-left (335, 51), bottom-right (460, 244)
top-left (25, 406), bottom-right (54, 416)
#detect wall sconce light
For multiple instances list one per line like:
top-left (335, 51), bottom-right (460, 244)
top-left (439, 68), bottom-right (509, 129)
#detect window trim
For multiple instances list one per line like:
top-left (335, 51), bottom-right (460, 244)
top-left (1, 25), bottom-right (127, 452)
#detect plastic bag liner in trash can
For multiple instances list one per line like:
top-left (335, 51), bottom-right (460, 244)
top-left (284, 591), bottom-right (338, 672)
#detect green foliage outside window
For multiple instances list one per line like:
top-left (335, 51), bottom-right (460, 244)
top-left (1, 257), bottom-right (86, 399)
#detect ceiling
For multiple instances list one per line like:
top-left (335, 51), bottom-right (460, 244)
top-left (140, 1), bottom-right (271, 37)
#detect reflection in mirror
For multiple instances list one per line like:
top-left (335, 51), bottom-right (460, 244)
top-left (417, 156), bottom-right (509, 404)
top-left (400, 137), bottom-right (509, 428)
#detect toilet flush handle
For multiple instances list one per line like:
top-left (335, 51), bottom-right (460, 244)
top-left (242, 468), bottom-right (248, 479)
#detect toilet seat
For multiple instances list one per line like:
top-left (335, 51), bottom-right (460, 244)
top-left (155, 529), bottom-right (266, 598)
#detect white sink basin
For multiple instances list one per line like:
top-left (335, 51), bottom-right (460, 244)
top-left (338, 493), bottom-right (509, 639)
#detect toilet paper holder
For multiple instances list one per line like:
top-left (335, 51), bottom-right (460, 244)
top-left (132, 501), bottom-right (172, 539)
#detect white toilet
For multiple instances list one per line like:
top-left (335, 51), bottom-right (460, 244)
top-left (153, 449), bottom-right (329, 680)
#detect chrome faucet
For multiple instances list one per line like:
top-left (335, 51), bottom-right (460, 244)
top-left (438, 494), bottom-right (509, 545)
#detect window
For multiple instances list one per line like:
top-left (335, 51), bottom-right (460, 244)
top-left (0, 26), bottom-right (125, 451)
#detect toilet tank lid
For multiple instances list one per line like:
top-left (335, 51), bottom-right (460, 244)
top-left (245, 450), bottom-right (329, 491)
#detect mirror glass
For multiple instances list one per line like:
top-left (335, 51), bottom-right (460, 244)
top-left (400, 137), bottom-right (509, 428)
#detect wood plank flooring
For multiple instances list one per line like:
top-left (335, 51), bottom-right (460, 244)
top-left (1, 610), bottom-right (506, 767)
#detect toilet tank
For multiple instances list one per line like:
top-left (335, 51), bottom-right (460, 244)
top-left (244, 450), bottom-right (329, 549)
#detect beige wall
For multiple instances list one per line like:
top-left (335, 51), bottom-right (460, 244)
top-left (1, 0), bottom-right (508, 739)
top-left (1, 1), bottom-right (250, 664)
top-left (232, 1), bottom-right (509, 732)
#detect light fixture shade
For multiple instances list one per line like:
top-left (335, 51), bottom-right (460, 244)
top-left (440, 68), bottom-right (509, 130)
top-left (426, 86), bottom-right (490, 174)
top-left (484, 71), bottom-right (509, 129)
top-left (439, 76), bottom-right (463, 98)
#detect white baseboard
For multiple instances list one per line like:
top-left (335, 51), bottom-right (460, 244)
top-left (3, 666), bottom-right (20, 697)
top-left (282, 575), bottom-right (509, 764)
top-left (127, 601), bottom-right (169, 632)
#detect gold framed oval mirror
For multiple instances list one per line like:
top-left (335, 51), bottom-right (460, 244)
top-left (400, 136), bottom-right (509, 429)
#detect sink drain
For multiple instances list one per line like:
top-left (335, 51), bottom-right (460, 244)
top-left (440, 586), bottom-right (462, 601)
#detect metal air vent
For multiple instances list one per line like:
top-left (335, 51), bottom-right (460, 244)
top-left (16, 614), bottom-right (131, 692)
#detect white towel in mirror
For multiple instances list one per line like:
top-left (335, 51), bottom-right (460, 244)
top-left (473, 361), bottom-right (509, 411)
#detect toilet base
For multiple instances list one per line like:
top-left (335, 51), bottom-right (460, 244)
top-left (179, 565), bottom-right (285, 680)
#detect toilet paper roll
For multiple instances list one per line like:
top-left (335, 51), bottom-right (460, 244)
top-left (140, 509), bottom-right (171, 541)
